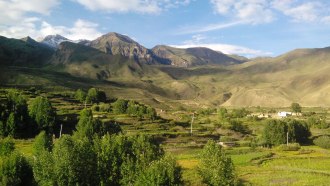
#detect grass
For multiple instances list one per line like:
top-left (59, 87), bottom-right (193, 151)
top-left (14, 139), bottom-right (34, 157)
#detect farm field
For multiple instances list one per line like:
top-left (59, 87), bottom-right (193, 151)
top-left (1, 87), bottom-right (329, 185)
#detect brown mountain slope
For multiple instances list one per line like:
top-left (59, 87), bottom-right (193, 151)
top-left (89, 32), bottom-right (158, 64)
top-left (152, 45), bottom-right (243, 67)
top-left (221, 47), bottom-right (330, 107)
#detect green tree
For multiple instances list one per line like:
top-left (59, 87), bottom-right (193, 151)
top-left (263, 119), bottom-right (310, 146)
top-left (218, 107), bottom-right (228, 121)
top-left (33, 131), bottom-right (53, 155)
top-left (97, 90), bottom-right (107, 103)
top-left (0, 137), bottom-right (15, 156)
top-left (263, 120), bottom-right (287, 146)
top-left (146, 106), bottom-right (157, 120)
top-left (6, 112), bottom-right (16, 137)
top-left (86, 88), bottom-right (98, 104)
top-left (0, 152), bottom-right (34, 186)
top-left (74, 109), bottom-right (95, 139)
top-left (74, 89), bottom-right (86, 103)
top-left (3, 89), bottom-right (30, 137)
top-left (112, 99), bottom-right (128, 114)
top-left (229, 119), bottom-right (250, 134)
top-left (29, 96), bottom-right (56, 134)
top-left (32, 150), bottom-right (54, 185)
top-left (53, 135), bottom-right (98, 185)
top-left (127, 100), bottom-right (139, 116)
top-left (198, 140), bottom-right (236, 186)
top-left (135, 156), bottom-right (183, 186)
top-left (286, 119), bottom-right (310, 144)
top-left (291, 102), bottom-right (302, 114)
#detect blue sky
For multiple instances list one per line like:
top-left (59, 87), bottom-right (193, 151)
top-left (1, 0), bottom-right (330, 57)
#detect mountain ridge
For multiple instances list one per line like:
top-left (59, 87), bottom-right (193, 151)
top-left (1, 34), bottom-right (330, 107)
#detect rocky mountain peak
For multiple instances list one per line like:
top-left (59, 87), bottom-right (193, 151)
top-left (41, 34), bottom-right (70, 49)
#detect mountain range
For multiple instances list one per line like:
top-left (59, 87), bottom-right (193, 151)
top-left (0, 32), bottom-right (329, 108)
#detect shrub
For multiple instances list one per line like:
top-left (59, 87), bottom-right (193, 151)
top-left (313, 136), bottom-right (330, 149)
top-left (98, 103), bottom-right (111, 112)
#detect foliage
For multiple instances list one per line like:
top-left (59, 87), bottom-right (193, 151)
top-left (263, 119), bottom-right (310, 146)
top-left (86, 88), bottom-right (98, 104)
top-left (231, 108), bottom-right (250, 118)
top-left (286, 119), bottom-right (310, 144)
top-left (29, 96), bottom-right (56, 134)
top-left (74, 89), bottom-right (86, 103)
top-left (32, 131), bottom-right (53, 155)
top-left (135, 156), bottom-right (183, 186)
top-left (98, 102), bottom-right (111, 112)
top-left (0, 151), bottom-right (34, 186)
top-left (0, 89), bottom-right (31, 138)
top-left (95, 134), bottom-right (163, 185)
top-left (74, 109), bottom-right (121, 140)
top-left (313, 136), bottom-right (330, 149)
top-left (6, 112), bottom-right (17, 137)
top-left (198, 108), bottom-right (216, 116)
top-left (198, 140), bottom-right (236, 186)
top-left (112, 99), bottom-right (128, 114)
top-left (32, 150), bottom-right (54, 185)
top-left (33, 133), bottom-right (173, 185)
top-left (217, 107), bottom-right (228, 121)
top-left (85, 88), bottom-right (107, 104)
top-left (0, 137), bottom-right (15, 156)
top-left (53, 135), bottom-right (98, 185)
top-left (111, 99), bottom-right (158, 120)
top-left (307, 116), bottom-right (329, 129)
top-left (291, 102), bottom-right (302, 113)
top-left (146, 106), bottom-right (157, 121)
top-left (229, 120), bottom-right (250, 134)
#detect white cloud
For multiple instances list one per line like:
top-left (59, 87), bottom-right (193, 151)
top-left (173, 34), bottom-right (272, 57)
top-left (171, 43), bottom-right (272, 57)
top-left (73, 0), bottom-right (191, 14)
top-left (0, 19), bottom-right (103, 40)
top-left (210, 0), bottom-right (275, 24)
top-left (178, 21), bottom-right (244, 34)
top-left (272, 0), bottom-right (329, 23)
top-left (210, 0), bottom-right (330, 25)
top-left (0, 0), bottom-right (60, 24)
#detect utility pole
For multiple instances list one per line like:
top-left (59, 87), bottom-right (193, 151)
top-left (287, 132), bottom-right (289, 146)
top-left (59, 124), bottom-right (63, 138)
top-left (190, 113), bottom-right (194, 135)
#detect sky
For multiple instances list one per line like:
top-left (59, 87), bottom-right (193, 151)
top-left (1, 0), bottom-right (330, 57)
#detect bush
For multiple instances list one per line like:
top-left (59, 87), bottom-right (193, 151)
top-left (277, 143), bottom-right (301, 151)
top-left (98, 103), bottom-right (111, 112)
top-left (314, 136), bottom-right (330, 149)
top-left (0, 150), bottom-right (34, 186)
top-left (229, 120), bottom-right (250, 134)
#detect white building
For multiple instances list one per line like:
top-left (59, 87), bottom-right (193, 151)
top-left (278, 111), bottom-right (292, 118)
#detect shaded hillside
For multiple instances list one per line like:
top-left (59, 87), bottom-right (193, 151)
top-left (152, 45), bottom-right (243, 67)
top-left (0, 36), bottom-right (53, 66)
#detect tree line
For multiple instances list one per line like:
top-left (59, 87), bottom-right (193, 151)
top-left (0, 90), bottom-right (56, 138)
